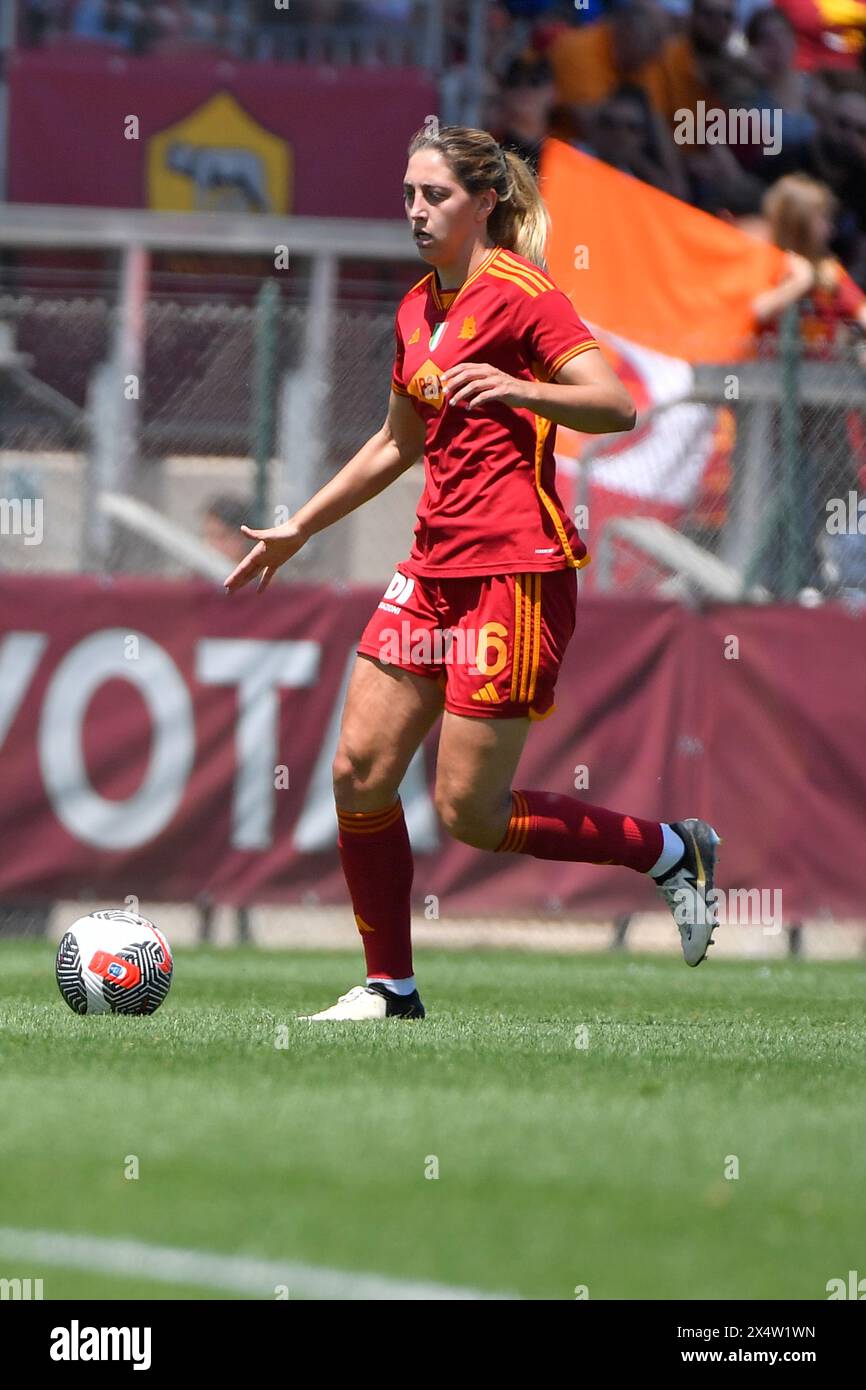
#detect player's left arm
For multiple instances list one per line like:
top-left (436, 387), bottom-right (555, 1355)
top-left (443, 346), bottom-right (636, 434)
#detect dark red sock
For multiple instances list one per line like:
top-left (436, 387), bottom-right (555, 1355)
top-left (337, 798), bottom-right (414, 980)
top-left (496, 789), bottom-right (663, 872)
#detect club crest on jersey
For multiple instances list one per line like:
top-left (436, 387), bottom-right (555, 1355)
top-left (407, 327), bottom-right (420, 345)
top-left (458, 315), bottom-right (476, 339)
top-left (429, 322), bottom-right (448, 351)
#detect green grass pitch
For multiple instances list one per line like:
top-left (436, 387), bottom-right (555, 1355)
top-left (1, 940), bottom-right (865, 1300)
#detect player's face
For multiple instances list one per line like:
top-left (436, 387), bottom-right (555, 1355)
top-left (402, 149), bottom-right (494, 265)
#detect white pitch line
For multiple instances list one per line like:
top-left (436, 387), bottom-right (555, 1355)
top-left (0, 1229), bottom-right (517, 1301)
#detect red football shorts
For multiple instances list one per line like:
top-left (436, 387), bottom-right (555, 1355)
top-left (357, 564), bottom-right (577, 719)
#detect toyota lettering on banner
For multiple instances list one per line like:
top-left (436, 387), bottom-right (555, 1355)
top-left (1, 575), bottom-right (865, 919)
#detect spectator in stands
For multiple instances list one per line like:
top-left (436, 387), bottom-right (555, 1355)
top-left (363, 0), bottom-right (413, 17)
top-left (754, 172), bottom-right (866, 352)
top-left (726, 7), bottom-right (818, 179)
top-left (495, 52), bottom-right (556, 173)
top-left (157, 0), bottom-right (251, 57)
top-left (798, 78), bottom-right (866, 273)
top-left (686, 0), bottom-right (759, 106)
top-left (500, 0), bottom-right (607, 38)
top-left (132, 0), bottom-right (184, 53)
top-left (250, 0), bottom-right (283, 58)
top-left (251, 0), bottom-right (368, 60)
top-left (71, 0), bottom-right (139, 48)
top-left (579, 84), bottom-right (690, 196)
top-left (746, 6), bottom-right (811, 115)
top-left (681, 136), bottom-right (768, 215)
top-left (500, 0), bottom-right (589, 15)
top-left (653, 0), bottom-right (768, 15)
top-left (828, 80), bottom-right (866, 175)
top-left (68, 0), bottom-right (184, 53)
top-left (650, 0), bottom-right (783, 211)
top-left (549, 0), bottom-right (688, 128)
top-left (752, 172), bottom-right (866, 588)
top-left (773, 0), bottom-right (866, 73)
top-left (550, 0), bottom-right (758, 132)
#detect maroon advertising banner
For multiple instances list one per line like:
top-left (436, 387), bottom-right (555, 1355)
top-left (1, 575), bottom-right (865, 921)
top-left (6, 50), bottom-right (435, 217)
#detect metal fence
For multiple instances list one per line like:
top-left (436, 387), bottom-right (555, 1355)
top-left (577, 316), bottom-right (866, 606)
top-left (2, 273), bottom-right (866, 603)
top-left (0, 280), bottom-right (410, 583)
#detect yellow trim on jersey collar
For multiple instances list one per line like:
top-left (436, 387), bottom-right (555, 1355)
top-left (430, 246), bottom-right (500, 313)
top-left (487, 252), bottom-right (557, 299)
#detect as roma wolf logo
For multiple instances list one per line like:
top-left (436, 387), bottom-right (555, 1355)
top-left (148, 92), bottom-right (292, 214)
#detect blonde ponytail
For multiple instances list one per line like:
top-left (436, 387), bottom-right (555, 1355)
top-left (497, 148), bottom-right (551, 269)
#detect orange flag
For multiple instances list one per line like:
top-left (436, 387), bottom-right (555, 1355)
top-left (540, 138), bottom-right (788, 363)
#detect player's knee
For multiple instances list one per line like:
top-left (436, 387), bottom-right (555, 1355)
top-left (332, 743), bottom-right (394, 808)
top-left (332, 744), bottom-right (369, 800)
top-left (434, 787), bottom-right (500, 849)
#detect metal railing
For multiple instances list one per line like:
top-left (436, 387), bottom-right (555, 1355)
top-left (616, 319), bottom-right (866, 603)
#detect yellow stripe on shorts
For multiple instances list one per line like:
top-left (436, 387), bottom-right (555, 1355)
top-left (510, 574), bottom-right (542, 704)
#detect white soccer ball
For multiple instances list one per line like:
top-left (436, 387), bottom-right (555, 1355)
top-left (55, 909), bottom-right (173, 1016)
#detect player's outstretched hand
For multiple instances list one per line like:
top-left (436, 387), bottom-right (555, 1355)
top-left (224, 522), bottom-right (307, 595)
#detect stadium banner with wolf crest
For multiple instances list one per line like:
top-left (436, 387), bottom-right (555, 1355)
top-left (1, 575), bottom-right (864, 921)
top-left (6, 50), bottom-right (435, 216)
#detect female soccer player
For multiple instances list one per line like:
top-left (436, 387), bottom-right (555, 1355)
top-left (225, 125), bottom-right (720, 1020)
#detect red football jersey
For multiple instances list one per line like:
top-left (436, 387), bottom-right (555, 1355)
top-left (391, 245), bottom-right (598, 576)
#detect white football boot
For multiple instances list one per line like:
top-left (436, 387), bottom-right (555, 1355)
top-left (299, 982), bottom-right (426, 1021)
top-left (654, 818), bottom-right (722, 966)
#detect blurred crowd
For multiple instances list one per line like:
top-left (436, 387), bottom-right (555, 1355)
top-left (18, 1), bottom-right (400, 57)
top-left (14, 0), bottom-right (866, 294)
top-left (18, 1), bottom-right (427, 58)
top-left (487, 0), bottom-right (866, 291)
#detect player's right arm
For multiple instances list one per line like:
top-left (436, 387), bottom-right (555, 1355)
top-left (224, 389), bottom-right (425, 594)
top-left (751, 252), bottom-right (814, 325)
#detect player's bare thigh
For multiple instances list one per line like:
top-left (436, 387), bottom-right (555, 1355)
top-left (333, 653), bottom-right (444, 812)
top-left (434, 711), bottom-right (531, 850)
